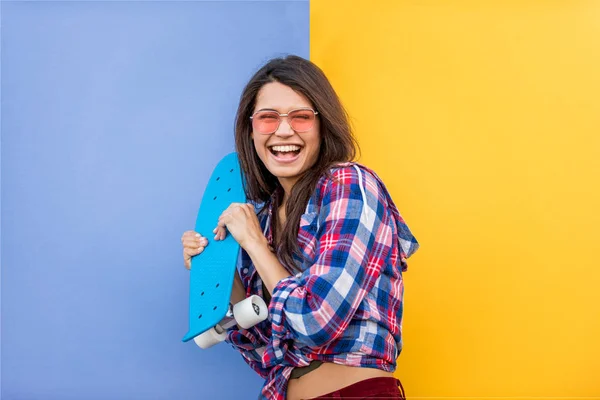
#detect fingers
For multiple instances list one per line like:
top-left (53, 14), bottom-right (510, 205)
top-left (214, 206), bottom-right (243, 240)
top-left (212, 226), bottom-right (227, 241)
top-left (215, 203), bottom-right (253, 226)
top-left (213, 203), bottom-right (257, 242)
top-left (181, 230), bottom-right (208, 243)
top-left (221, 203), bottom-right (254, 218)
top-left (181, 230), bottom-right (208, 269)
top-left (183, 245), bottom-right (204, 262)
top-left (181, 230), bottom-right (207, 242)
top-left (213, 206), bottom-right (236, 241)
top-left (182, 234), bottom-right (208, 249)
top-left (181, 203), bottom-right (256, 268)
top-left (184, 241), bottom-right (207, 252)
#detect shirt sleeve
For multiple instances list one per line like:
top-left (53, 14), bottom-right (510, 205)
top-left (226, 328), bottom-right (268, 378)
top-left (268, 165), bottom-right (395, 349)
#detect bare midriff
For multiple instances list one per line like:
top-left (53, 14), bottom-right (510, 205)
top-left (286, 362), bottom-right (394, 400)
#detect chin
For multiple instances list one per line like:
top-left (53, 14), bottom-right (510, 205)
top-left (268, 165), bottom-right (304, 179)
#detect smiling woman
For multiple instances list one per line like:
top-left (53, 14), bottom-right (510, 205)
top-left (250, 106), bottom-right (318, 170)
top-left (250, 83), bottom-right (322, 199)
top-left (180, 55), bottom-right (419, 400)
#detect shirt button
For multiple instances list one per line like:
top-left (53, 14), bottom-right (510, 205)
top-left (242, 268), bottom-right (249, 275)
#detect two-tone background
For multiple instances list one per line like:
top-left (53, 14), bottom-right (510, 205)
top-left (2, 1), bottom-right (599, 399)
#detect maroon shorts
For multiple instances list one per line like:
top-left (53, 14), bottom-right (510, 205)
top-left (311, 377), bottom-right (405, 399)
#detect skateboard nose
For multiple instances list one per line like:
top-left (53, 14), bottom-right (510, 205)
top-left (182, 330), bottom-right (197, 342)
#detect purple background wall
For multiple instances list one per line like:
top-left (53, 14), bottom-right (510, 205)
top-left (0, 1), bottom-right (309, 398)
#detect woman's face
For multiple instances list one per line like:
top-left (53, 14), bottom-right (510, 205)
top-left (251, 82), bottom-right (321, 194)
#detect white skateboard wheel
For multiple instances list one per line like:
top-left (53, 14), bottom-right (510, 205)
top-left (193, 325), bottom-right (227, 349)
top-left (232, 295), bottom-right (268, 329)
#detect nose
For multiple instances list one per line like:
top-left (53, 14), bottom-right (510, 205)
top-left (274, 117), bottom-right (294, 136)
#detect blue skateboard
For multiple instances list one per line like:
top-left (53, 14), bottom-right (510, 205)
top-left (182, 152), bottom-right (268, 348)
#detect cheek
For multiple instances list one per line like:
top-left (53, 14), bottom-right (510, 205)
top-left (304, 135), bottom-right (321, 167)
top-left (252, 136), bottom-right (267, 159)
top-left (308, 129), bottom-right (321, 155)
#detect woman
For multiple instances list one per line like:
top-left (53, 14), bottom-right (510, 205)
top-left (181, 55), bottom-right (419, 400)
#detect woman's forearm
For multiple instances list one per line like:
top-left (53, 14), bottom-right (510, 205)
top-left (245, 239), bottom-right (292, 295)
top-left (230, 270), bottom-right (247, 305)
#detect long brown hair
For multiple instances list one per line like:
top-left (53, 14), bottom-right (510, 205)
top-left (234, 55), bottom-right (359, 273)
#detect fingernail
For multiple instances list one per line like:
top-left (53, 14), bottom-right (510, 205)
top-left (195, 233), bottom-right (201, 238)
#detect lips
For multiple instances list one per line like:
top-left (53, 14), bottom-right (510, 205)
top-left (268, 144), bottom-right (303, 164)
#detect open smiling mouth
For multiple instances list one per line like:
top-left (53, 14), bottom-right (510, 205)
top-left (269, 145), bottom-right (302, 160)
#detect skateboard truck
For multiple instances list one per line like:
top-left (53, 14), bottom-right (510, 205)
top-left (193, 295), bottom-right (268, 349)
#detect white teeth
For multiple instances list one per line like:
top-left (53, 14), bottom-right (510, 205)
top-left (271, 145), bottom-right (301, 153)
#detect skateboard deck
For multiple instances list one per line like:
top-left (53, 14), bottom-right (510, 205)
top-left (182, 152), bottom-right (246, 342)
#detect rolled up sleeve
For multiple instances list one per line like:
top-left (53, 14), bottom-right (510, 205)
top-left (268, 166), bottom-right (394, 349)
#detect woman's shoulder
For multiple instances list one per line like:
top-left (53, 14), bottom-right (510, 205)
top-left (317, 162), bottom-right (420, 262)
top-left (315, 161), bottom-right (386, 195)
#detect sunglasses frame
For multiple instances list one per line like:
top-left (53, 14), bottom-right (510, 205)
top-left (249, 107), bottom-right (319, 135)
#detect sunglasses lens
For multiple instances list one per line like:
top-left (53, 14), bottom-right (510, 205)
top-left (252, 109), bottom-right (316, 134)
top-left (289, 110), bottom-right (316, 132)
top-left (252, 111), bottom-right (280, 134)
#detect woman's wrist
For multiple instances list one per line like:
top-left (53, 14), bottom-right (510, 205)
top-left (245, 237), bottom-right (292, 294)
top-left (244, 235), bottom-right (270, 257)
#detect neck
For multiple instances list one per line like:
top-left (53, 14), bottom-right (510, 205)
top-left (278, 177), bottom-right (297, 204)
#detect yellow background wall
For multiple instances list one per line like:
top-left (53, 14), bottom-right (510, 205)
top-left (311, 0), bottom-right (600, 397)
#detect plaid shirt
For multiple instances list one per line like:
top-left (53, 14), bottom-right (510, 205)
top-left (226, 163), bottom-right (419, 400)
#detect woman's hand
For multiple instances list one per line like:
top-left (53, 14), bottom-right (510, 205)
top-left (214, 203), bottom-right (290, 295)
top-left (181, 229), bottom-right (247, 303)
top-left (180, 230), bottom-right (208, 270)
top-left (213, 203), bottom-right (267, 252)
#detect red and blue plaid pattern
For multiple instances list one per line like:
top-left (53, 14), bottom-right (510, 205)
top-left (226, 163), bottom-right (419, 399)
